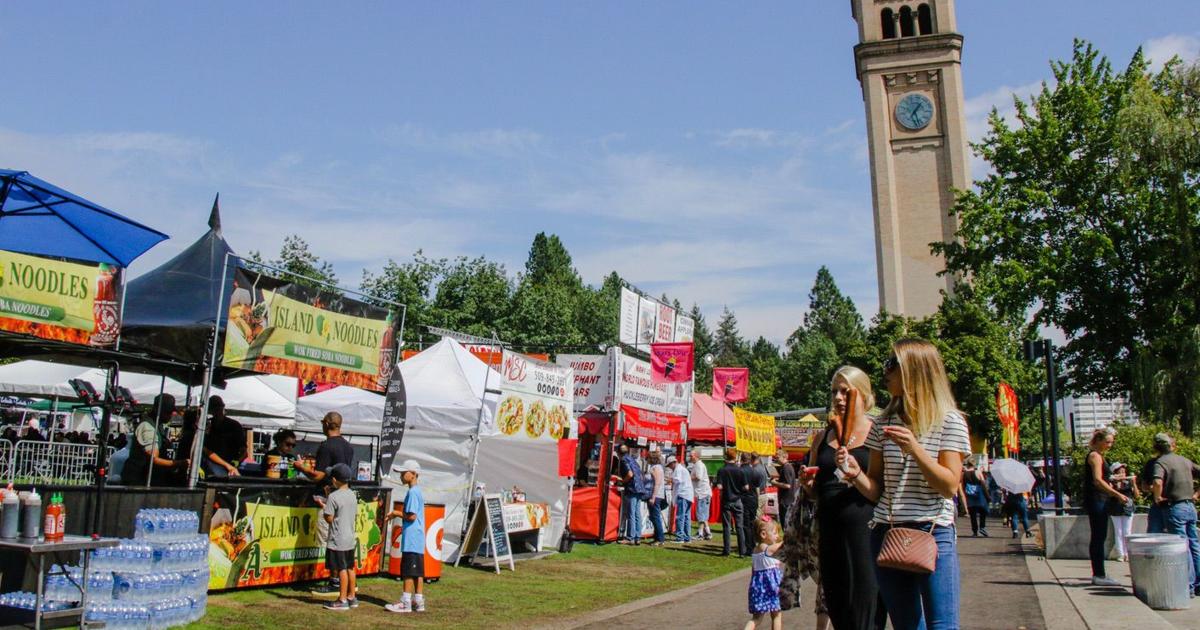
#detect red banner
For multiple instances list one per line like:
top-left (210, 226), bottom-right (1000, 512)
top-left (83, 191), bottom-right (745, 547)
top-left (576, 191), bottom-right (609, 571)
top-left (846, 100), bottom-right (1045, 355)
top-left (997, 382), bottom-right (1020, 454)
top-left (620, 405), bottom-right (685, 442)
top-left (558, 439), bottom-right (579, 477)
top-left (650, 342), bottom-right (694, 383)
top-left (712, 367), bottom-right (749, 403)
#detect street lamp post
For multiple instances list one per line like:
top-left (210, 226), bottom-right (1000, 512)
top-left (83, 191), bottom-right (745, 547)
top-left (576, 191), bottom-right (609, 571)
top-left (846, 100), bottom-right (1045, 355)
top-left (1025, 339), bottom-right (1065, 515)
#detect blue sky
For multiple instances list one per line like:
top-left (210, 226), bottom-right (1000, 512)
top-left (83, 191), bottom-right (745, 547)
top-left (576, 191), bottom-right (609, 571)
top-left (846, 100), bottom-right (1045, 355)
top-left (2, 2), bottom-right (1197, 344)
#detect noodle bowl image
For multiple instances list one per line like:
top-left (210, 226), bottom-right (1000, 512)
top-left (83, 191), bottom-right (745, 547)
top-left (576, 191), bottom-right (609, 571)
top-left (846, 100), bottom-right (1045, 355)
top-left (498, 395), bottom-right (525, 435)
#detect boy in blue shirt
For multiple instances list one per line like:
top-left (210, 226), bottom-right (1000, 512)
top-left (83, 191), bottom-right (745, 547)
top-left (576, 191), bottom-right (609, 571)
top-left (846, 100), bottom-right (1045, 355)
top-left (385, 459), bottom-right (426, 613)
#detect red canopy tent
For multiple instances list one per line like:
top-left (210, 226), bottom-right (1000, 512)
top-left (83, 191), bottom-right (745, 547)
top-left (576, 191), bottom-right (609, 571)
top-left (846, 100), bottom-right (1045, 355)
top-left (689, 392), bottom-right (736, 443)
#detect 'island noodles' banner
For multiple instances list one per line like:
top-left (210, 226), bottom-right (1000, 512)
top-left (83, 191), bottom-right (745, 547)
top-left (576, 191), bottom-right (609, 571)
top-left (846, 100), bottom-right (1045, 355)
top-left (208, 485), bottom-right (386, 590)
top-left (222, 267), bottom-right (396, 391)
top-left (496, 350), bottom-right (574, 441)
top-left (0, 249), bottom-right (122, 348)
top-left (734, 407), bottom-right (777, 456)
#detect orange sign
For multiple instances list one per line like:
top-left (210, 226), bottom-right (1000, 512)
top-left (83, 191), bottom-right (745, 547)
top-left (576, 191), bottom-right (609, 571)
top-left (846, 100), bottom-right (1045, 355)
top-left (997, 382), bottom-right (1020, 454)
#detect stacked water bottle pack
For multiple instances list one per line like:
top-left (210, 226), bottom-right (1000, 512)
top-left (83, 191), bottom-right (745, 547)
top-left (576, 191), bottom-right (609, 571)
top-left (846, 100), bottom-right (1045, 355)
top-left (48, 508), bottom-right (212, 629)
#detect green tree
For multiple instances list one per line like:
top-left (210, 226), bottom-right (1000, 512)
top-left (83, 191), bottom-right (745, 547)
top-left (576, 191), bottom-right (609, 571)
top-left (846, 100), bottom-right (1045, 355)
top-left (935, 41), bottom-right (1200, 432)
top-left (248, 234), bottom-right (339, 291)
top-left (745, 336), bottom-right (785, 412)
top-left (803, 266), bottom-right (867, 358)
top-left (690, 304), bottom-right (715, 394)
top-left (359, 251), bottom-right (445, 345)
top-left (428, 256), bottom-right (512, 338)
top-left (504, 233), bottom-right (587, 350)
top-left (712, 307), bottom-right (747, 367)
top-left (780, 267), bottom-right (868, 408)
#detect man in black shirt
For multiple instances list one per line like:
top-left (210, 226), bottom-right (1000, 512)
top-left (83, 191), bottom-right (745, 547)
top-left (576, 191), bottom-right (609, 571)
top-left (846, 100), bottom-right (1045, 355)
top-left (771, 449), bottom-right (797, 528)
top-left (740, 452), bottom-right (766, 551)
top-left (715, 448), bottom-right (750, 557)
top-left (203, 396), bottom-right (247, 477)
top-left (294, 411), bottom-right (356, 484)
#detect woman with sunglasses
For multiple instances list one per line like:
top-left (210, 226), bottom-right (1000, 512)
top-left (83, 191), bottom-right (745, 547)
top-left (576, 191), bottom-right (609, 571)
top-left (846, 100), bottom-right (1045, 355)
top-left (837, 339), bottom-right (971, 629)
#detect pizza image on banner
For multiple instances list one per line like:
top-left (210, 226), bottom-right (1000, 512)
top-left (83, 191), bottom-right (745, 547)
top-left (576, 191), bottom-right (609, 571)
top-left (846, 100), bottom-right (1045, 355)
top-left (222, 267), bottom-right (395, 392)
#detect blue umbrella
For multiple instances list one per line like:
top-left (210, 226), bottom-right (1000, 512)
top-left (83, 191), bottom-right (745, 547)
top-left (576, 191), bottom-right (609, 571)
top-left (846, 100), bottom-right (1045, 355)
top-left (0, 169), bottom-right (168, 267)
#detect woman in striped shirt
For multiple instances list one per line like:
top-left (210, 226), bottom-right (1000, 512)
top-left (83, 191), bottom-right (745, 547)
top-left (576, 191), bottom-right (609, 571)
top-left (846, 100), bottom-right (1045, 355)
top-left (838, 339), bottom-right (971, 630)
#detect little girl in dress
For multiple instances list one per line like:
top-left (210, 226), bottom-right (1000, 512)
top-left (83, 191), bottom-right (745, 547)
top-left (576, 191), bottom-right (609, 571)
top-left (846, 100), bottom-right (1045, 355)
top-left (745, 517), bottom-right (785, 630)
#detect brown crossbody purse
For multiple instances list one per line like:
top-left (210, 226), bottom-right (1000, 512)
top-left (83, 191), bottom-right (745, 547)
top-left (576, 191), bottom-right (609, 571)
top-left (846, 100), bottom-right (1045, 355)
top-left (875, 449), bottom-right (939, 574)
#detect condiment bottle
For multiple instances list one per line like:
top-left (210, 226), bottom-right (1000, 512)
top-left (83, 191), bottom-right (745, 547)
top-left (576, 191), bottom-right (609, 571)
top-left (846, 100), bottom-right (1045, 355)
top-left (0, 490), bottom-right (18, 539)
top-left (44, 493), bottom-right (65, 541)
top-left (21, 488), bottom-right (41, 540)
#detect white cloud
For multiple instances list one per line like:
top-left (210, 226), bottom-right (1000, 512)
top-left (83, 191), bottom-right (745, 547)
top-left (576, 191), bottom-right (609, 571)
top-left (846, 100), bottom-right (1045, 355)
top-left (378, 123), bottom-right (544, 156)
top-left (1143, 33), bottom-right (1200, 71)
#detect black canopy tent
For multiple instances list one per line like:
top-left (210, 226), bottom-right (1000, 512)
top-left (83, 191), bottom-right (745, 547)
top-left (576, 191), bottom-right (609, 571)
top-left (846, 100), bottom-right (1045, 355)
top-left (119, 196), bottom-right (234, 380)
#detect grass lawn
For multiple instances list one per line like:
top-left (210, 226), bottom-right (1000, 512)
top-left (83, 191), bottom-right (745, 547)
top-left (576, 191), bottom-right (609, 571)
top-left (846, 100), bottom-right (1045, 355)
top-left (187, 526), bottom-right (748, 630)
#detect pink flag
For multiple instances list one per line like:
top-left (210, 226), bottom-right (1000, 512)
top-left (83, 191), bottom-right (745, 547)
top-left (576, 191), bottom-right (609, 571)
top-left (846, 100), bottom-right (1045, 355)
top-left (712, 367), bottom-right (750, 403)
top-left (650, 342), bottom-right (694, 383)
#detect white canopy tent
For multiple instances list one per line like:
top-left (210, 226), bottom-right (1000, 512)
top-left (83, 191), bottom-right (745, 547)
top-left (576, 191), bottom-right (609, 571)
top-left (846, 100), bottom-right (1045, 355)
top-left (294, 337), bottom-right (569, 561)
top-left (0, 360), bottom-right (297, 427)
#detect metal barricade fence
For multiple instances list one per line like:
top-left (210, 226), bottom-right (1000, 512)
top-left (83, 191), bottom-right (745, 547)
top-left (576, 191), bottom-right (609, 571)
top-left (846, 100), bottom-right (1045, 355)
top-left (0, 439), bottom-right (13, 483)
top-left (10, 441), bottom-right (112, 486)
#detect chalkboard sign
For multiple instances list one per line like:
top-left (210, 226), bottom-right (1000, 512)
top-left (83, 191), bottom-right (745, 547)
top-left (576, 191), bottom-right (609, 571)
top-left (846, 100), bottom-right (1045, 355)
top-left (376, 368), bottom-right (407, 481)
top-left (485, 494), bottom-right (511, 560)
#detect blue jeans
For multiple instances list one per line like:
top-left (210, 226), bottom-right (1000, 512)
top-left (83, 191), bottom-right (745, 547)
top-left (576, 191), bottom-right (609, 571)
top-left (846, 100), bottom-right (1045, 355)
top-left (621, 494), bottom-right (642, 541)
top-left (872, 523), bottom-right (960, 630)
top-left (1164, 501), bottom-right (1200, 592)
top-left (648, 497), bottom-right (667, 543)
top-left (674, 497), bottom-right (692, 541)
top-left (1009, 496), bottom-right (1030, 534)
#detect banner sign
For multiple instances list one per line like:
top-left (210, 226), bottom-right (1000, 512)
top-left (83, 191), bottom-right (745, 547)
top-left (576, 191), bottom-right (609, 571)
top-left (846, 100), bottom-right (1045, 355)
top-left (222, 267), bottom-right (396, 392)
top-left (997, 382), bottom-right (1020, 454)
top-left (735, 408), bottom-right (777, 456)
top-left (208, 485), bottom-right (386, 590)
top-left (776, 414), bottom-right (825, 449)
top-left (556, 350), bottom-right (615, 412)
top-left (618, 286), bottom-right (695, 350)
top-left (712, 367), bottom-right (750, 403)
top-left (650, 342), bottom-right (694, 383)
top-left (0, 249), bottom-right (122, 348)
top-left (617, 353), bottom-right (693, 416)
top-left (674, 313), bottom-right (695, 343)
top-left (620, 404), bottom-right (686, 443)
top-left (497, 350), bottom-right (574, 441)
top-left (377, 368), bottom-right (407, 480)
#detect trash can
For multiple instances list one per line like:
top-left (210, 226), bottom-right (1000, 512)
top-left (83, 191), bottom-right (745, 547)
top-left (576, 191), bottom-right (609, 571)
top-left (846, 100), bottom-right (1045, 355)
top-left (1128, 534), bottom-right (1192, 610)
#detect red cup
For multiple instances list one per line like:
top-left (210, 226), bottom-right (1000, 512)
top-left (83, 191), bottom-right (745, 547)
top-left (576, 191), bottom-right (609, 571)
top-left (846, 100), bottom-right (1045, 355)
top-left (803, 466), bottom-right (819, 477)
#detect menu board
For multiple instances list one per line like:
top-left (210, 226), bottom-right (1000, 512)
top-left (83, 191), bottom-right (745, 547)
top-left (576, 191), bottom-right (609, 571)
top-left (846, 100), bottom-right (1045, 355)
top-left (376, 367), bottom-right (407, 480)
top-left (485, 495), bottom-right (511, 560)
top-left (618, 286), bottom-right (695, 350)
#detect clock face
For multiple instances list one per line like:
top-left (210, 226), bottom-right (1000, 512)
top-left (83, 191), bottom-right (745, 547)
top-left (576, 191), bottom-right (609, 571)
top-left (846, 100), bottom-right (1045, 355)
top-left (895, 93), bottom-right (934, 130)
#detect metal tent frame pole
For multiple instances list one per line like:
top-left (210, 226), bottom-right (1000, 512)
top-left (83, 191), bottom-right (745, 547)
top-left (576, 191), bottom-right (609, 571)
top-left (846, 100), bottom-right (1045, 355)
top-left (454, 331), bottom-right (501, 566)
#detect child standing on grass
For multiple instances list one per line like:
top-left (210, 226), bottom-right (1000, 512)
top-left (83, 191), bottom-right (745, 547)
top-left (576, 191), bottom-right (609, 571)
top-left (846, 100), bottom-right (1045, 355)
top-left (386, 459), bottom-right (427, 614)
top-left (321, 464), bottom-right (358, 611)
top-left (745, 517), bottom-right (784, 630)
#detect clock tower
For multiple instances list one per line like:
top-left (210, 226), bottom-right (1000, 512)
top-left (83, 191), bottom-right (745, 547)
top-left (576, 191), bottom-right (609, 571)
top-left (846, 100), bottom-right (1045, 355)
top-left (851, 0), bottom-right (970, 317)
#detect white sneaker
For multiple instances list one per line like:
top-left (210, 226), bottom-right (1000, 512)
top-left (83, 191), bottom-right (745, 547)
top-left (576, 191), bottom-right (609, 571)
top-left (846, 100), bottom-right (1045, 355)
top-left (414, 599), bottom-right (426, 612)
top-left (385, 601), bottom-right (412, 613)
top-left (1092, 576), bottom-right (1121, 587)
top-left (1115, 555), bottom-right (1127, 562)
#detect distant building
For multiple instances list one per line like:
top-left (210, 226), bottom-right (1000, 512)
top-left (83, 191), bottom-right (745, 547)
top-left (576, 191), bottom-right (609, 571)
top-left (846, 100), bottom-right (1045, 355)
top-left (1069, 393), bottom-right (1139, 440)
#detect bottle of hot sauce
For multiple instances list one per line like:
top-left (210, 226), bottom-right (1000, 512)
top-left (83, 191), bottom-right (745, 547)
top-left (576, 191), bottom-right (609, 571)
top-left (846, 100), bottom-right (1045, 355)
top-left (376, 313), bottom-right (396, 388)
top-left (90, 264), bottom-right (120, 347)
top-left (43, 493), bottom-right (64, 541)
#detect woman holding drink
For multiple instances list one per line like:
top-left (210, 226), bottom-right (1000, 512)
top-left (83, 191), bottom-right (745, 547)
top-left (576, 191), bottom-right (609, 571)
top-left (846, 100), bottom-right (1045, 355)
top-left (798, 366), bottom-right (884, 630)
top-left (837, 340), bottom-right (971, 629)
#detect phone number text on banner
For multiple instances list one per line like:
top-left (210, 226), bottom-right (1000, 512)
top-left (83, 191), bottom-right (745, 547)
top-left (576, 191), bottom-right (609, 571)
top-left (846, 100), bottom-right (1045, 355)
top-left (222, 267), bottom-right (396, 392)
top-left (734, 408), bottom-right (777, 456)
top-left (496, 350), bottom-right (574, 441)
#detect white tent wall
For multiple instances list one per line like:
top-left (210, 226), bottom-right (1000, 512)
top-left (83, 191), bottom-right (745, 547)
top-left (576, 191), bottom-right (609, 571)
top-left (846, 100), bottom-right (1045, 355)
top-left (383, 428), bottom-right (474, 560)
top-left (472, 436), bottom-right (568, 556)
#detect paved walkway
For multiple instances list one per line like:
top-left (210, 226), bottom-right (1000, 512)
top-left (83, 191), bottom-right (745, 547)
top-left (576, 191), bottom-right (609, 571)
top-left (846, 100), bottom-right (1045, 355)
top-left (566, 518), bottom-right (1044, 629)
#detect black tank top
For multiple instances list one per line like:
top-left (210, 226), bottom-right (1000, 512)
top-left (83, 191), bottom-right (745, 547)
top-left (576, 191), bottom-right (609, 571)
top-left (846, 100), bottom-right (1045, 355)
top-left (814, 426), bottom-right (871, 505)
top-left (1082, 450), bottom-right (1110, 502)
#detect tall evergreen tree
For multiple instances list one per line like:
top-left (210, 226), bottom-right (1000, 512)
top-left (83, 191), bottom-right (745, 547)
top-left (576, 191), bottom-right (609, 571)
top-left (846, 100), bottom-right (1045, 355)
top-left (690, 304), bottom-right (715, 394)
top-left (712, 307), bottom-right (747, 367)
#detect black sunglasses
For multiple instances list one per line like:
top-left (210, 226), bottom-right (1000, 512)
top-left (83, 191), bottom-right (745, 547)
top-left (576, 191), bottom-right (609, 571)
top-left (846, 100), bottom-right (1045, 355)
top-left (884, 356), bottom-right (899, 373)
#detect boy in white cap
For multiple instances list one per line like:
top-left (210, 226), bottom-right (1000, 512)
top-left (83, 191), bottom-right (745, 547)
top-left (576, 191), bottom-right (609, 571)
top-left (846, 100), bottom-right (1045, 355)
top-left (385, 459), bottom-right (426, 613)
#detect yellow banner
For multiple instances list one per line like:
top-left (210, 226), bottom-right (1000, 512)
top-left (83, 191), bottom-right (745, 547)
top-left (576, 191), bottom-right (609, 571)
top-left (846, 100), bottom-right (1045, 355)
top-left (734, 407), bottom-right (777, 456)
top-left (0, 249), bottom-right (121, 347)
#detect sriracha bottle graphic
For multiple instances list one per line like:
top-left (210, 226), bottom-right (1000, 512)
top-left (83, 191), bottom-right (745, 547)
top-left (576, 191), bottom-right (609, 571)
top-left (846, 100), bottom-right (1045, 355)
top-left (90, 264), bottom-right (120, 347)
top-left (376, 313), bottom-right (396, 388)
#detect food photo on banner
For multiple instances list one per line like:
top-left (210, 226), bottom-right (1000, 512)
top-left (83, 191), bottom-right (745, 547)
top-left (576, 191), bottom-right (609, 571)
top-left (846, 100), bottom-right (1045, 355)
top-left (496, 349), bottom-right (574, 441)
top-left (0, 248), bottom-right (123, 347)
top-left (650, 342), bottom-right (693, 384)
top-left (997, 382), bottom-right (1021, 454)
top-left (712, 367), bottom-right (749, 403)
top-left (222, 266), bottom-right (396, 391)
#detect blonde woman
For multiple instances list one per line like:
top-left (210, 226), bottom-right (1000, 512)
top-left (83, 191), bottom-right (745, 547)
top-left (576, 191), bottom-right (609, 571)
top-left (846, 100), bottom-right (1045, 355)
top-left (837, 340), bottom-right (971, 629)
top-left (799, 366), bottom-right (885, 630)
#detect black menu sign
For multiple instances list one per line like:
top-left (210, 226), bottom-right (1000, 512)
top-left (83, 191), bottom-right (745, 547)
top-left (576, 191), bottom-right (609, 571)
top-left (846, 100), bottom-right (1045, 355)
top-left (485, 494), bottom-right (511, 561)
top-left (376, 368), bottom-right (407, 481)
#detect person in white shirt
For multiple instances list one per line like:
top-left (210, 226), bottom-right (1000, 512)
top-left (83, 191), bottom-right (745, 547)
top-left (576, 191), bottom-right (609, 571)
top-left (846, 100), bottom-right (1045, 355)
top-left (668, 455), bottom-right (695, 543)
top-left (689, 450), bottom-right (714, 540)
